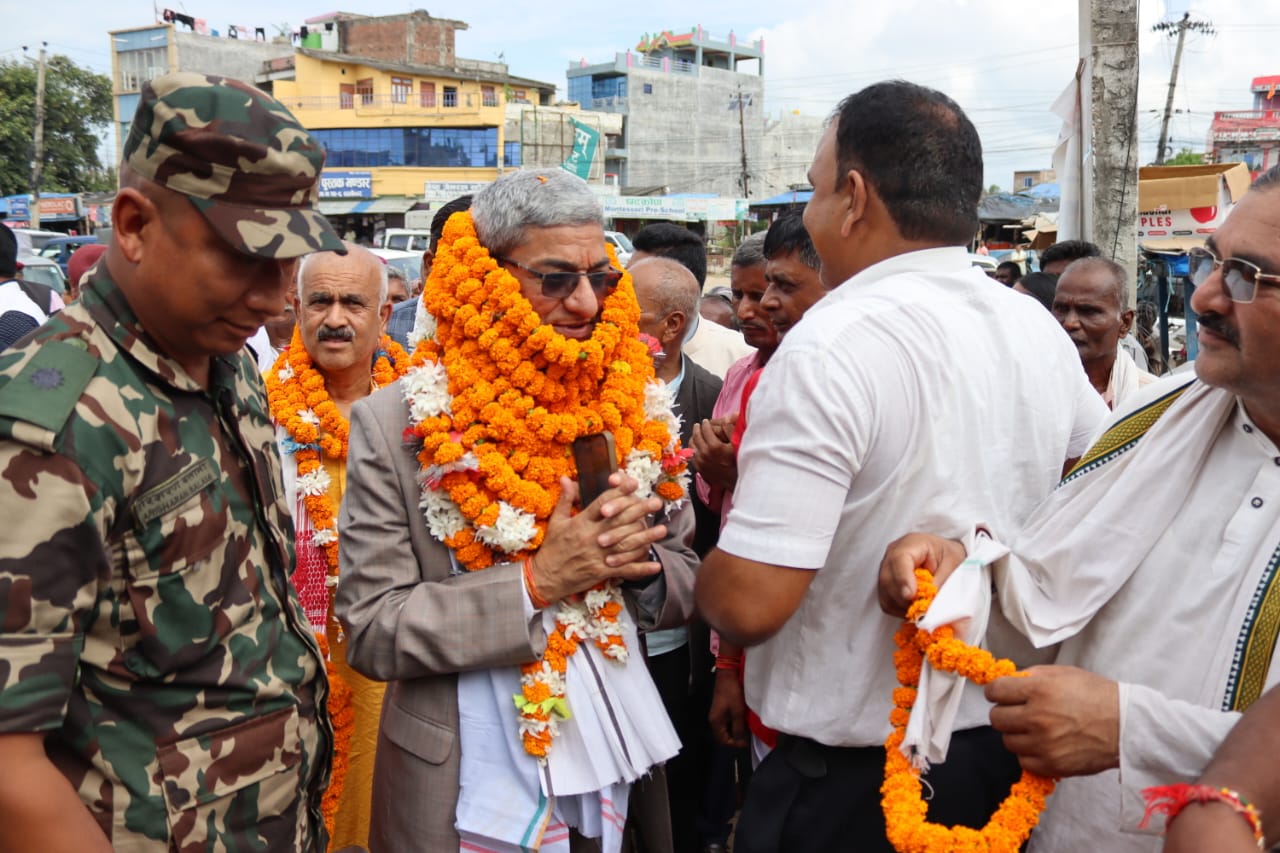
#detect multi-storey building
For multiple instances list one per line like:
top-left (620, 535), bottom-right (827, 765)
top-left (567, 26), bottom-right (771, 198)
top-left (1208, 75), bottom-right (1280, 178)
top-left (109, 11), bottom-right (557, 231)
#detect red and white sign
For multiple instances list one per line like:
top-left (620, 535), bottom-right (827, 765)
top-left (1137, 204), bottom-right (1229, 239)
top-left (38, 197), bottom-right (78, 216)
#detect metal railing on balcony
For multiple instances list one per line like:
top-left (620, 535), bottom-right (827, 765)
top-left (284, 93), bottom-right (488, 114)
top-left (591, 96), bottom-right (628, 110)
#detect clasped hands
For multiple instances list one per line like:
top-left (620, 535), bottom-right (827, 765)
top-left (878, 533), bottom-right (1120, 779)
top-left (690, 415), bottom-right (738, 491)
top-left (527, 472), bottom-right (667, 605)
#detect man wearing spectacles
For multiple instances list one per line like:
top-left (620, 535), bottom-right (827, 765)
top-left (879, 165), bottom-right (1280, 852)
top-left (335, 169), bottom-right (699, 853)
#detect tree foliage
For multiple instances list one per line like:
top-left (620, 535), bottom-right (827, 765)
top-left (0, 55), bottom-right (114, 197)
top-left (1163, 148), bottom-right (1205, 166)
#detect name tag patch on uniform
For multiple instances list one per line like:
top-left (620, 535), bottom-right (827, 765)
top-left (133, 459), bottom-right (219, 528)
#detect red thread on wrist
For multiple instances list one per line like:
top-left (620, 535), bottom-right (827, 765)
top-left (715, 655), bottom-right (743, 671)
top-left (522, 556), bottom-right (552, 610)
top-left (1141, 783), bottom-right (1264, 848)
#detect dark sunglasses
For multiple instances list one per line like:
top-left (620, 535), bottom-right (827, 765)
top-left (1188, 246), bottom-right (1280, 304)
top-left (497, 256), bottom-right (623, 300)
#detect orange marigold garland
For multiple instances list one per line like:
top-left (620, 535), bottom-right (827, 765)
top-left (882, 569), bottom-right (1056, 852)
top-left (402, 211), bottom-right (690, 761)
top-left (265, 330), bottom-right (409, 838)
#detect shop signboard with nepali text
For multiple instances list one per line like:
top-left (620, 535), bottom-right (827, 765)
top-left (320, 171), bottom-right (373, 199)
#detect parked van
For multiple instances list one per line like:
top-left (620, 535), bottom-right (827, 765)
top-left (381, 228), bottom-right (431, 252)
top-left (604, 230), bottom-right (633, 266)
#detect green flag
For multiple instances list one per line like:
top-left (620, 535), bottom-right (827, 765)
top-left (561, 119), bottom-right (599, 180)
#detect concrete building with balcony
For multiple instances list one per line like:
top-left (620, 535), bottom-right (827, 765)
top-left (1208, 75), bottom-right (1280, 178)
top-left (503, 103), bottom-right (623, 183)
top-left (566, 26), bottom-right (771, 198)
top-left (109, 23), bottom-right (293, 163)
top-left (109, 11), bottom-right (555, 234)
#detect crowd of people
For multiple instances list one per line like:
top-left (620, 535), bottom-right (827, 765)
top-left (0, 69), bottom-right (1277, 853)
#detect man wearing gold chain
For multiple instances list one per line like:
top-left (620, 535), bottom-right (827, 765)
top-left (336, 169), bottom-right (699, 852)
top-left (265, 242), bottom-right (410, 851)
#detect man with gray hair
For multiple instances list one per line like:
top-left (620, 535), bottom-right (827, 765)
top-left (1051, 256), bottom-right (1156, 410)
top-left (337, 168), bottom-right (699, 852)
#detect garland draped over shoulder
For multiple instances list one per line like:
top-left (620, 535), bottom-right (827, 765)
top-left (402, 211), bottom-right (690, 759)
top-left (265, 329), bottom-right (409, 835)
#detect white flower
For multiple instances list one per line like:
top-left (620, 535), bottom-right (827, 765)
top-left (474, 501), bottom-right (539, 554)
top-left (296, 467), bottom-right (331, 497)
top-left (418, 487), bottom-right (466, 540)
top-left (402, 363), bottom-right (453, 422)
top-left (624, 449), bottom-right (663, 500)
top-left (407, 301), bottom-right (438, 349)
top-left (297, 408), bottom-right (320, 428)
top-left (584, 587), bottom-right (610, 611)
top-left (312, 527), bottom-right (338, 546)
top-left (644, 380), bottom-right (682, 440)
top-left (421, 452), bottom-right (480, 487)
top-left (276, 361), bottom-right (294, 382)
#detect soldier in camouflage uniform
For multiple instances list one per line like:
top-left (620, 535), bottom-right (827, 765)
top-left (0, 73), bottom-right (343, 852)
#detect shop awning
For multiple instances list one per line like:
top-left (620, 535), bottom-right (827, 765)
top-left (318, 197), bottom-right (417, 216)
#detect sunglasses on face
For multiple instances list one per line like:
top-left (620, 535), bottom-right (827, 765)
top-left (497, 256), bottom-right (623, 300)
top-left (1188, 246), bottom-right (1280, 304)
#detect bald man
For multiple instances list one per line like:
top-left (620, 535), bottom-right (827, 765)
top-left (270, 242), bottom-right (400, 850)
top-left (1051, 257), bottom-right (1155, 410)
top-left (629, 256), bottom-right (724, 852)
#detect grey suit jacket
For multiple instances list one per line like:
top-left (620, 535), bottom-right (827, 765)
top-left (336, 382), bottom-right (699, 852)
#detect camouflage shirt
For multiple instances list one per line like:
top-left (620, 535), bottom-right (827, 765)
top-left (0, 270), bottom-right (331, 851)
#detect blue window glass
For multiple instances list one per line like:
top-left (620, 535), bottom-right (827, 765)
top-left (312, 127), bottom-right (499, 168)
top-left (567, 76), bottom-right (592, 106)
top-left (504, 141), bottom-right (521, 167)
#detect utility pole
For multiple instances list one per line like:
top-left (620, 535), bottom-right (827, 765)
top-left (735, 86), bottom-right (750, 198)
top-left (1153, 13), bottom-right (1214, 165)
top-left (28, 43), bottom-right (48, 229)
top-left (1080, 0), bottom-right (1139, 288)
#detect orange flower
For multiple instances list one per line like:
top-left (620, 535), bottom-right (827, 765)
top-left (406, 213), bottom-right (687, 761)
top-left (266, 333), bottom-right (409, 826)
top-left (881, 568), bottom-right (1056, 852)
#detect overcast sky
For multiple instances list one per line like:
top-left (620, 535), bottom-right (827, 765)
top-left (4, 0), bottom-right (1275, 191)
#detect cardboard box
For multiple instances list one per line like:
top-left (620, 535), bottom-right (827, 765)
top-left (1137, 162), bottom-right (1252, 250)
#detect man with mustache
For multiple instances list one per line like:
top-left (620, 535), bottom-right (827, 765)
top-left (880, 165), bottom-right (1280, 851)
top-left (1051, 256), bottom-right (1156, 410)
top-left (266, 243), bottom-right (406, 850)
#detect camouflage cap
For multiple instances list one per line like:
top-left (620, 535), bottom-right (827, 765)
top-left (122, 71), bottom-right (344, 259)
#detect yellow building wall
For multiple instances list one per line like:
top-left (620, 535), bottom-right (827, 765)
top-left (275, 53), bottom-right (506, 194)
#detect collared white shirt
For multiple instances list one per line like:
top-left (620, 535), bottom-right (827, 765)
top-left (718, 247), bottom-right (1106, 747)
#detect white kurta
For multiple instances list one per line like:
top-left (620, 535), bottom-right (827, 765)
top-left (985, 376), bottom-right (1280, 851)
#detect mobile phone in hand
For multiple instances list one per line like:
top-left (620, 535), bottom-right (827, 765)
top-left (572, 432), bottom-right (618, 508)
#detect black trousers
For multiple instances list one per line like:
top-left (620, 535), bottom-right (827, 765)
top-left (735, 726), bottom-right (1021, 853)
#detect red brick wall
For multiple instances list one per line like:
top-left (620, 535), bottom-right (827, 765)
top-left (340, 13), bottom-right (460, 66)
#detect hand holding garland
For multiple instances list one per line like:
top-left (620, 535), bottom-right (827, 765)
top-left (880, 533), bottom-right (1121, 779)
top-left (878, 532), bottom-right (969, 617)
top-left (526, 471), bottom-right (667, 606)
